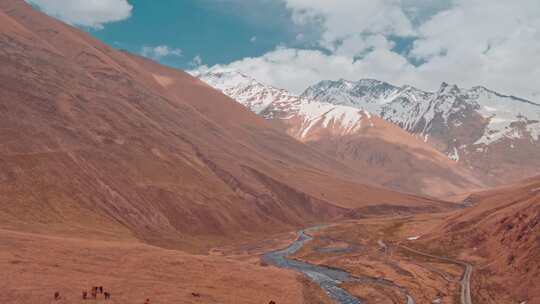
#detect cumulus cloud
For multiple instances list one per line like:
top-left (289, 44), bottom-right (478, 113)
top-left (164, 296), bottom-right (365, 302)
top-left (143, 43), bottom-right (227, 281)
top-left (283, 0), bottom-right (415, 52)
top-left (26, 0), bottom-right (132, 29)
top-left (196, 47), bottom-right (413, 94)
top-left (408, 0), bottom-right (540, 98)
top-left (199, 0), bottom-right (540, 100)
top-left (141, 45), bottom-right (183, 60)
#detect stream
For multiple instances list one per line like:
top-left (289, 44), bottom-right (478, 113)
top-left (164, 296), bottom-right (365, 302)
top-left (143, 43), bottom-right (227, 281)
top-left (262, 228), bottom-right (363, 304)
top-left (263, 228), bottom-right (417, 304)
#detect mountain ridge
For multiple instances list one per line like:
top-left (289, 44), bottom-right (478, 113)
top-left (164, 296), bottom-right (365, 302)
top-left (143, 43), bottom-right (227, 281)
top-left (196, 68), bottom-right (539, 187)
top-left (303, 78), bottom-right (540, 145)
top-left (196, 69), bottom-right (487, 197)
top-left (303, 77), bottom-right (540, 184)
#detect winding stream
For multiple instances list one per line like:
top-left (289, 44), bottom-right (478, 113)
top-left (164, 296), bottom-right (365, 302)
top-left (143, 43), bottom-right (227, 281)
top-left (263, 228), bottom-right (418, 304)
top-left (262, 228), bottom-right (363, 304)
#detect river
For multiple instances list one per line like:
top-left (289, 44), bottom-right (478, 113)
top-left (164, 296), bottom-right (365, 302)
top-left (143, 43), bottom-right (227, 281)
top-left (262, 228), bottom-right (363, 304)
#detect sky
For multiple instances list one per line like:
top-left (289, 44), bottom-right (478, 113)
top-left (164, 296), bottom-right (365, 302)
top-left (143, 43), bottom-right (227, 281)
top-left (27, 0), bottom-right (540, 100)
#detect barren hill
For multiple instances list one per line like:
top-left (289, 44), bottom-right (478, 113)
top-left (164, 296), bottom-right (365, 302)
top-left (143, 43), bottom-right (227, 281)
top-left (422, 176), bottom-right (540, 303)
top-left (0, 0), bottom-right (445, 252)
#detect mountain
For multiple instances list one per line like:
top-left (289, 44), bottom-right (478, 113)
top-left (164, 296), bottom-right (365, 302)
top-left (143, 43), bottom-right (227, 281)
top-left (0, 0), bottom-right (448, 253)
top-left (424, 176), bottom-right (540, 303)
top-left (197, 70), bottom-right (373, 139)
top-left (197, 70), bottom-right (485, 198)
top-left (303, 79), bottom-right (540, 184)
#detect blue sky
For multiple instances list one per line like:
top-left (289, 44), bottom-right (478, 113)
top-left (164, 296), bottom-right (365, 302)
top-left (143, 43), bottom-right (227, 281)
top-left (27, 0), bottom-right (540, 99)
top-left (89, 0), bottom-right (316, 69)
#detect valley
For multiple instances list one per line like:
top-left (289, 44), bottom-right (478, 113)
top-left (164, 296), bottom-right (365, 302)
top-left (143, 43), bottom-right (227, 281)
top-left (3, 196), bottom-right (536, 304)
top-left (281, 219), bottom-right (470, 304)
top-left (0, 1), bottom-right (538, 304)
top-left (274, 176), bottom-right (539, 304)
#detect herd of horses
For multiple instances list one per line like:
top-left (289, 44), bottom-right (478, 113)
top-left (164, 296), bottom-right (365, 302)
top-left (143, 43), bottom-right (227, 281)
top-left (53, 286), bottom-right (112, 301)
top-left (53, 288), bottom-right (278, 303)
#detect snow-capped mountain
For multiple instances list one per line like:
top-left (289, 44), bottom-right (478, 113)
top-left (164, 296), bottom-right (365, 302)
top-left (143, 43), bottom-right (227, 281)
top-left (196, 69), bottom-right (375, 140)
top-left (303, 79), bottom-right (540, 182)
top-left (303, 79), bottom-right (540, 147)
top-left (198, 70), bottom-right (297, 115)
top-left (195, 69), bottom-right (487, 197)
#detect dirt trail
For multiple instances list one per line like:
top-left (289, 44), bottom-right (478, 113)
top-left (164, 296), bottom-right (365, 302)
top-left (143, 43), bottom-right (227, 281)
top-left (399, 245), bottom-right (473, 304)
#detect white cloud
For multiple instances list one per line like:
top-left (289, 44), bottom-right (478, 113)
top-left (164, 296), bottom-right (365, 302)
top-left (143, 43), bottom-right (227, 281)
top-left (195, 47), bottom-right (413, 94)
top-left (334, 34), bottom-right (395, 57)
top-left (198, 0), bottom-right (540, 100)
top-left (283, 0), bottom-right (415, 51)
top-left (141, 45), bottom-right (183, 60)
top-left (190, 55), bottom-right (203, 67)
top-left (26, 0), bottom-right (132, 29)
top-left (408, 0), bottom-right (540, 98)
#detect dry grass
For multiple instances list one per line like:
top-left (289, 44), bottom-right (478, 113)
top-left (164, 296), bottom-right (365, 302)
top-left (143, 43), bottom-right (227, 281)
top-left (1, 229), bottom-right (310, 304)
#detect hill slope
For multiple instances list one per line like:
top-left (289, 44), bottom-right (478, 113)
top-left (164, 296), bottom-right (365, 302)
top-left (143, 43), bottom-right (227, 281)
top-left (0, 0), bottom-right (445, 252)
top-left (420, 177), bottom-right (540, 303)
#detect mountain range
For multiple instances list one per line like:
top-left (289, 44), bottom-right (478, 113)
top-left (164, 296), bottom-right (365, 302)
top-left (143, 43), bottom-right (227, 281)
top-left (304, 78), bottom-right (540, 178)
top-left (197, 69), bottom-right (540, 195)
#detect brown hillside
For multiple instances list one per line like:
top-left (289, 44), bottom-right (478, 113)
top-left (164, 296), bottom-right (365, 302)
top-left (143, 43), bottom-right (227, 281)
top-left (0, 0), bottom-right (445, 253)
top-left (423, 176), bottom-right (540, 303)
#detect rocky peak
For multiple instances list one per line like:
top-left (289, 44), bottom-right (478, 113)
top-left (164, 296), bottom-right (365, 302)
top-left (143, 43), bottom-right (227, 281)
top-left (437, 82), bottom-right (461, 96)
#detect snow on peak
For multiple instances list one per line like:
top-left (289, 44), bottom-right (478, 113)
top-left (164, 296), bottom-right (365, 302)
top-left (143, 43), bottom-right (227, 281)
top-left (196, 70), bottom-right (376, 139)
top-left (197, 70), bottom-right (539, 152)
top-left (438, 82), bottom-right (461, 95)
top-left (302, 78), bottom-right (540, 147)
top-left (192, 68), bottom-right (253, 88)
top-left (197, 69), bottom-right (294, 114)
top-left (302, 78), bottom-right (400, 111)
top-left (294, 102), bottom-right (369, 139)
top-left (463, 88), bottom-right (540, 144)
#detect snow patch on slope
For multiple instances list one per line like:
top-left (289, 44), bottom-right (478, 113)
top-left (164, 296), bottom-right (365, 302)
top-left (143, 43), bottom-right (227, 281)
top-left (296, 103), bottom-right (367, 138)
top-left (194, 69), bottom-right (292, 114)
top-left (466, 87), bottom-right (540, 144)
top-left (448, 147), bottom-right (460, 162)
